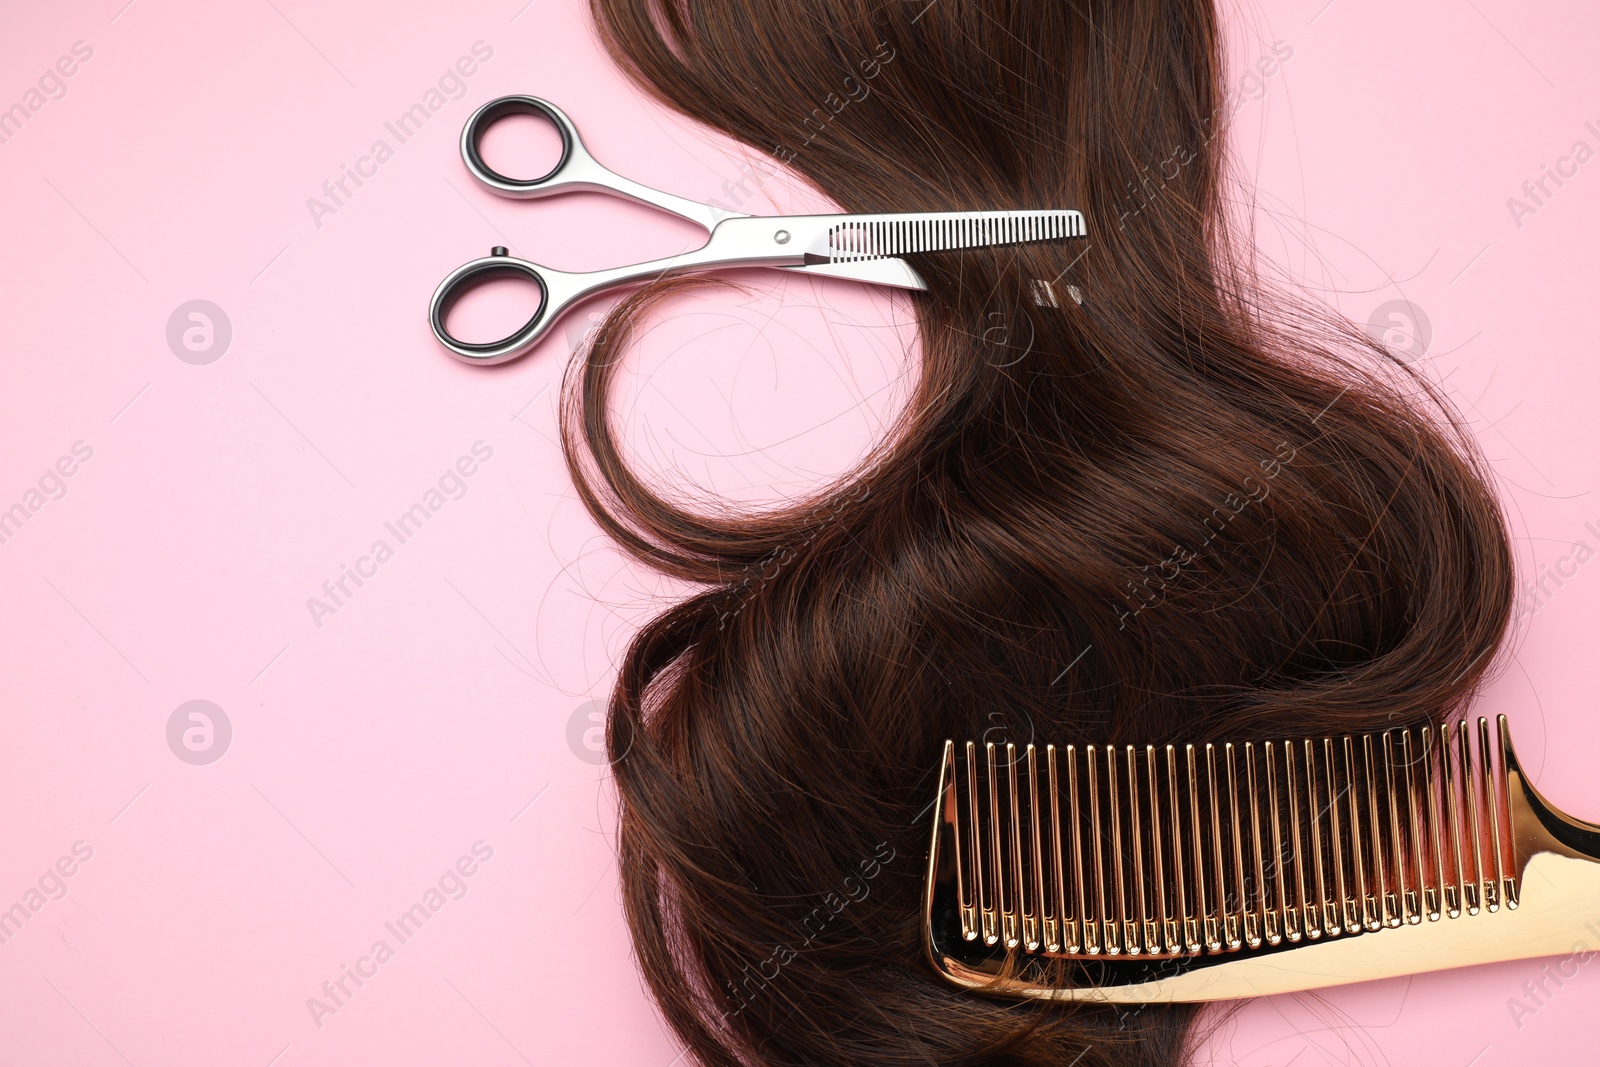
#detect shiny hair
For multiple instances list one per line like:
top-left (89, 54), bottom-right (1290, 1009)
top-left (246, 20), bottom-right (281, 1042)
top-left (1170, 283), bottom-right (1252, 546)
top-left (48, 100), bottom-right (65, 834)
top-left (559, 2), bottom-right (1514, 1063)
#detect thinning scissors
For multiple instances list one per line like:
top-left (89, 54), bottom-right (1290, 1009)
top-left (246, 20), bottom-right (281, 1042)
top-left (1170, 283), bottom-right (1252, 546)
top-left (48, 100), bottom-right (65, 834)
top-left (429, 96), bottom-right (1085, 366)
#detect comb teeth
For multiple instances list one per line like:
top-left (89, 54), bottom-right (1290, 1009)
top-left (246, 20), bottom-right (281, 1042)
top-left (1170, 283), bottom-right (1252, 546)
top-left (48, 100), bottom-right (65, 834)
top-left (825, 210), bottom-right (1085, 262)
top-left (943, 719), bottom-right (1518, 959)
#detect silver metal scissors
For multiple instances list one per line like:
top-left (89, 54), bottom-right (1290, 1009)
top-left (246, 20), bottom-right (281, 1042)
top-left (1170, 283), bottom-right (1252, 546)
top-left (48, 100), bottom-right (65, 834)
top-left (429, 96), bottom-right (1086, 366)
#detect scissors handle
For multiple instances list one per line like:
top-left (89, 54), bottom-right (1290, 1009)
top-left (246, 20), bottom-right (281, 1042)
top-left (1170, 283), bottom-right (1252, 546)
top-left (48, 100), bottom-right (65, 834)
top-left (430, 220), bottom-right (814, 366)
top-left (460, 96), bottom-right (727, 231)
top-left (428, 247), bottom-right (551, 366)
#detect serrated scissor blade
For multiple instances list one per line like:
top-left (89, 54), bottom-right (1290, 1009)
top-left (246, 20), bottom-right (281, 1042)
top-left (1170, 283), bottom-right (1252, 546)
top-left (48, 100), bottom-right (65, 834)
top-left (807, 210), bottom-right (1086, 262)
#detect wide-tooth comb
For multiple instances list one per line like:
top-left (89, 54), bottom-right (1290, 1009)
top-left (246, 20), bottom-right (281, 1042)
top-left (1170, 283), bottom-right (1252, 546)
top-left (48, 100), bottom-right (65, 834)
top-left (822, 210), bottom-right (1085, 263)
top-left (922, 716), bottom-right (1600, 1001)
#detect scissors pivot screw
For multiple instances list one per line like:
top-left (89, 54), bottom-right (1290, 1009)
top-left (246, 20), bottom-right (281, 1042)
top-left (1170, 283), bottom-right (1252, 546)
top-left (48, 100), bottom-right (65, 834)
top-left (774, 230), bottom-right (791, 244)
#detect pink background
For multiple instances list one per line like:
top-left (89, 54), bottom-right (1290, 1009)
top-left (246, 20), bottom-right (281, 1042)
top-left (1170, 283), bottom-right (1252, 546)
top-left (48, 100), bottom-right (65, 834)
top-left (0, 0), bottom-right (1595, 1063)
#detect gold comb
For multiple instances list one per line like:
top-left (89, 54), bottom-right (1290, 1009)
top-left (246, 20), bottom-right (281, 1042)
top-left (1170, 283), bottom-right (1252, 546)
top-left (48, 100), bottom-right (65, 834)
top-left (922, 716), bottom-right (1600, 1001)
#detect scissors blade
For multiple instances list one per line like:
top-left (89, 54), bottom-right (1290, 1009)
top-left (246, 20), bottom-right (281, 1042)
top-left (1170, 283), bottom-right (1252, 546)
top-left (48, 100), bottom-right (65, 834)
top-left (783, 210), bottom-right (1085, 262)
top-left (782, 258), bottom-right (927, 290)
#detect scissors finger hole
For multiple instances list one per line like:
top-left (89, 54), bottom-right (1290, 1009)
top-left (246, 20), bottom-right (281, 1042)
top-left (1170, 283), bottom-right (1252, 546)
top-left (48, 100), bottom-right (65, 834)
top-left (464, 97), bottom-right (571, 188)
top-left (478, 112), bottom-right (565, 184)
top-left (434, 262), bottom-right (548, 351)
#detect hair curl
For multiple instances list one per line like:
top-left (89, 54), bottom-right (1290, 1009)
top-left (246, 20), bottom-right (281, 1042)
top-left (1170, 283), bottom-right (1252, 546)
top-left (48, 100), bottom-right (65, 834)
top-left (559, 2), bottom-right (1515, 1063)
